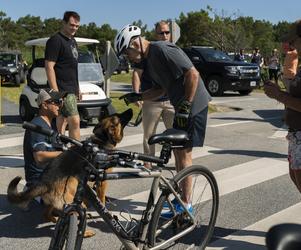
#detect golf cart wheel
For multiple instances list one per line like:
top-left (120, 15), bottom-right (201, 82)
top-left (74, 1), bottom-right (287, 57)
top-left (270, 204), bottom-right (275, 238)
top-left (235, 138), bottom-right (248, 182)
top-left (19, 98), bottom-right (34, 121)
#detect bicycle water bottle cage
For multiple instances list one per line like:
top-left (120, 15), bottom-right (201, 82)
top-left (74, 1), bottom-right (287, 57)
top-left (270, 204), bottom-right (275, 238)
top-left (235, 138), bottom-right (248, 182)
top-left (148, 128), bottom-right (189, 146)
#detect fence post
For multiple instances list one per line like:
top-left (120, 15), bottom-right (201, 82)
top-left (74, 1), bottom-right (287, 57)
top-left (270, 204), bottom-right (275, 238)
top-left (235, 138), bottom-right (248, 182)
top-left (104, 41), bottom-right (111, 98)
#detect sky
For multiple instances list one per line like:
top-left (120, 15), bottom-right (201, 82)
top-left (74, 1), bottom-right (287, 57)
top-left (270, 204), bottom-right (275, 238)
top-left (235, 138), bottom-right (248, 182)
top-left (0, 0), bottom-right (300, 30)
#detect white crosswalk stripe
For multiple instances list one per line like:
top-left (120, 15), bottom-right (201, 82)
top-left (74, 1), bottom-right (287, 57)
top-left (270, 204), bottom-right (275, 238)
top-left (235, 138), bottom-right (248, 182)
top-left (207, 203), bottom-right (301, 249)
top-left (269, 125), bottom-right (288, 139)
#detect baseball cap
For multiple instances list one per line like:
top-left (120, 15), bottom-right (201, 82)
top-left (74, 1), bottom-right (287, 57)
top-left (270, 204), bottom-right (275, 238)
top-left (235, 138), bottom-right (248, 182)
top-left (36, 88), bottom-right (67, 106)
top-left (281, 19), bottom-right (301, 42)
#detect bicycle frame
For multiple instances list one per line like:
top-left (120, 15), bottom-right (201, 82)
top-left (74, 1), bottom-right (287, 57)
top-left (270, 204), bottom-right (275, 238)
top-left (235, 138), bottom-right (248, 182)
top-left (65, 166), bottom-right (196, 250)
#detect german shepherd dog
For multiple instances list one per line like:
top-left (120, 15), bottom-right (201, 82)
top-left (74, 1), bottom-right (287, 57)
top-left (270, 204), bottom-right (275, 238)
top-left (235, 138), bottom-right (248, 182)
top-left (7, 109), bottom-right (133, 234)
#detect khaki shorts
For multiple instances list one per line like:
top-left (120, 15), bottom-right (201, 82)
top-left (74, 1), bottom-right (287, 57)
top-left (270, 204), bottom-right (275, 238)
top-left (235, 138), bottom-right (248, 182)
top-left (60, 94), bottom-right (79, 117)
top-left (287, 131), bottom-right (301, 170)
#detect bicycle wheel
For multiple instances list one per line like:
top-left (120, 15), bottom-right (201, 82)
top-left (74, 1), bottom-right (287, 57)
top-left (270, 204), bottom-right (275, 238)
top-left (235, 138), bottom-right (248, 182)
top-left (49, 213), bottom-right (84, 250)
top-left (148, 165), bottom-right (219, 250)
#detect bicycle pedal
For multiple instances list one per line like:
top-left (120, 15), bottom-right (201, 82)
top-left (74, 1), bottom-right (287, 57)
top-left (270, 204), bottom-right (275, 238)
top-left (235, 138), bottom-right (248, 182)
top-left (86, 212), bottom-right (93, 219)
top-left (106, 197), bottom-right (117, 207)
top-left (175, 213), bottom-right (193, 229)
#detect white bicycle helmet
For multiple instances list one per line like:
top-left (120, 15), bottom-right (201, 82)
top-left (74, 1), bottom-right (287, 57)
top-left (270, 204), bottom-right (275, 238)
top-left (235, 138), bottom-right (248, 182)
top-left (114, 25), bottom-right (141, 55)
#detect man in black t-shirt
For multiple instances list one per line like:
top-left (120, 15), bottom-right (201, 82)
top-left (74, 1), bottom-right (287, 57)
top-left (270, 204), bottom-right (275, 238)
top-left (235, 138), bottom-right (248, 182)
top-left (45, 11), bottom-right (80, 140)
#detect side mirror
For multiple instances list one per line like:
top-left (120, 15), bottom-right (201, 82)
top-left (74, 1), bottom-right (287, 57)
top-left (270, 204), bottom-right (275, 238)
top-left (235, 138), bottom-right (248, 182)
top-left (191, 56), bottom-right (201, 63)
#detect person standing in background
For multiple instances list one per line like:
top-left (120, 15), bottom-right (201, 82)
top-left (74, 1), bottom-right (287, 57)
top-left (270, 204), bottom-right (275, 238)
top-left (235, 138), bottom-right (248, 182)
top-left (131, 20), bottom-right (174, 168)
top-left (268, 49), bottom-right (280, 84)
top-left (45, 11), bottom-right (81, 140)
top-left (251, 47), bottom-right (264, 68)
top-left (282, 41), bottom-right (299, 92)
top-left (234, 49), bottom-right (246, 62)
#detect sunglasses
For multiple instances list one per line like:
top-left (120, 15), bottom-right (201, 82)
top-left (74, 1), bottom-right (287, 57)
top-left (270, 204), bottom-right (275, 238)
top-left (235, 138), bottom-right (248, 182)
top-left (158, 31), bottom-right (170, 35)
top-left (46, 99), bottom-right (63, 105)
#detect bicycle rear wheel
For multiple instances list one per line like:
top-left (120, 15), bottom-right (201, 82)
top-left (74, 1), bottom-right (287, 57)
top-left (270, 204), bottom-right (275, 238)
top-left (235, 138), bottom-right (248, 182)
top-left (148, 165), bottom-right (219, 250)
top-left (49, 213), bottom-right (85, 250)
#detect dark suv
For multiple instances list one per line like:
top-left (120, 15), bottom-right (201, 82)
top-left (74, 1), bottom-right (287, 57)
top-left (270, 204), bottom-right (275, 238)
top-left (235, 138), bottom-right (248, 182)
top-left (182, 46), bottom-right (260, 96)
top-left (0, 51), bottom-right (27, 86)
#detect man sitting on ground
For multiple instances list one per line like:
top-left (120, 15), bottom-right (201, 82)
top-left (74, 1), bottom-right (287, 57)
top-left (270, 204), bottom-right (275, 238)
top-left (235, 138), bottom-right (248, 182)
top-left (23, 89), bottom-right (66, 188)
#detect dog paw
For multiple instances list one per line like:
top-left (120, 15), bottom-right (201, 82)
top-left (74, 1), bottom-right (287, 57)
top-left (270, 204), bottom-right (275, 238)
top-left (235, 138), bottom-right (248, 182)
top-left (44, 216), bottom-right (58, 223)
top-left (84, 229), bottom-right (95, 238)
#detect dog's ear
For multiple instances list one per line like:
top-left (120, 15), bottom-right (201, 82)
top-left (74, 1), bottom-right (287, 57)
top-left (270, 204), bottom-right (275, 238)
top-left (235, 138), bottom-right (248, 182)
top-left (118, 109), bottom-right (133, 128)
top-left (93, 117), bottom-right (107, 137)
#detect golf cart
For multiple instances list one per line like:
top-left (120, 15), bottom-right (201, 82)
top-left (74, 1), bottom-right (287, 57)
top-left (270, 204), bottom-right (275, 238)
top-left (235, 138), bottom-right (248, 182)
top-left (0, 51), bottom-right (27, 86)
top-left (19, 37), bottom-right (114, 123)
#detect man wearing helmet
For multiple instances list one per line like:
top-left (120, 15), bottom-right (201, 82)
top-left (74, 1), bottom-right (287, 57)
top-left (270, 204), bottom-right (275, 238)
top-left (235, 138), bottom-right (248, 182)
top-left (116, 24), bottom-right (212, 217)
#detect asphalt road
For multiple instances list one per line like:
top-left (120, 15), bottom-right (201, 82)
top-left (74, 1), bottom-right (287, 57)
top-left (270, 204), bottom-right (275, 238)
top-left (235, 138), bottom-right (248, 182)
top-left (0, 92), bottom-right (299, 250)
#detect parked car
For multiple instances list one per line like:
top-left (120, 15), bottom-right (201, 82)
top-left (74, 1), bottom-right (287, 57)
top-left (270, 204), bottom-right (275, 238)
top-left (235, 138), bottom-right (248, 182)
top-left (0, 51), bottom-right (27, 86)
top-left (19, 37), bottom-right (115, 123)
top-left (182, 46), bottom-right (261, 96)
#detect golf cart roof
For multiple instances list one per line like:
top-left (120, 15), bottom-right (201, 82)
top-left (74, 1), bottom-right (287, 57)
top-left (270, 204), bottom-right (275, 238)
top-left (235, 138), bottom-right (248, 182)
top-left (25, 37), bottom-right (99, 47)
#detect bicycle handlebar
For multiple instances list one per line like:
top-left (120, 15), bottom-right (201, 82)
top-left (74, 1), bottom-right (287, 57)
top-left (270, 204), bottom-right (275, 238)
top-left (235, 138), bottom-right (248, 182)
top-left (23, 122), bottom-right (165, 167)
top-left (22, 122), bottom-right (83, 147)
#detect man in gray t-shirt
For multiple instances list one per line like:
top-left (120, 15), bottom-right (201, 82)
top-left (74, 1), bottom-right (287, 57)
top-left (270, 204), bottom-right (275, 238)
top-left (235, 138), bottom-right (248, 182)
top-left (115, 25), bottom-right (211, 215)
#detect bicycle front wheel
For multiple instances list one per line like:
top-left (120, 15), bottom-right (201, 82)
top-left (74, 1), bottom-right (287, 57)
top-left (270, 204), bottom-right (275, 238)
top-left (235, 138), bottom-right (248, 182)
top-left (148, 165), bottom-right (219, 250)
top-left (49, 213), bottom-right (85, 250)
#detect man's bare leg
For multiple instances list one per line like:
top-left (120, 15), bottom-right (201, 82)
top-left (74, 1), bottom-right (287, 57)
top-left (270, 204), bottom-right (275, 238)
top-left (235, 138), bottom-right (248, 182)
top-left (67, 114), bottom-right (80, 140)
top-left (174, 148), bottom-right (193, 204)
top-left (56, 115), bottom-right (68, 135)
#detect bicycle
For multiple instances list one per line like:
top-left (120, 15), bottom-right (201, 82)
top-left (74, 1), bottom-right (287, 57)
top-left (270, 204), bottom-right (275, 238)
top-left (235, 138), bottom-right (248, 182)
top-left (23, 122), bottom-right (219, 250)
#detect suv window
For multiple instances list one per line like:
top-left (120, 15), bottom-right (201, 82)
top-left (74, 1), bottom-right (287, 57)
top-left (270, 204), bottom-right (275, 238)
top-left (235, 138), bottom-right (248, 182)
top-left (0, 54), bottom-right (16, 66)
top-left (195, 48), bottom-right (232, 62)
top-left (183, 49), bottom-right (203, 63)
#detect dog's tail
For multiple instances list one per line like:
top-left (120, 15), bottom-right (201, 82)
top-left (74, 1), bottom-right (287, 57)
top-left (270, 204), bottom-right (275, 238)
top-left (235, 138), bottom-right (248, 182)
top-left (7, 176), bottom-right (48, 208)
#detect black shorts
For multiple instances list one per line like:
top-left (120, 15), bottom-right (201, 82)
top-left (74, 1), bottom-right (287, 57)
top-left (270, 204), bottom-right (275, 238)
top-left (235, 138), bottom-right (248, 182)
top-left (184, 107), bottom-right (208, 148)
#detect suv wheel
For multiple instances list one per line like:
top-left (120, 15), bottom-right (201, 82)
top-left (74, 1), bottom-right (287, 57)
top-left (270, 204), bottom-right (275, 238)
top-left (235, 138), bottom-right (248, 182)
top-left (207, 76), bottom-right (223, 96)
top-left (239, 90), bottom-right (252, 96)
top-left (19, 98), bottom-right (34, 121)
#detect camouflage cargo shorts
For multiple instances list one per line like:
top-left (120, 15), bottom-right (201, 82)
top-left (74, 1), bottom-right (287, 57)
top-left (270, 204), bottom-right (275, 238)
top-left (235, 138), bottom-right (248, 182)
top-left (60, 94), bottom-right (79, 117)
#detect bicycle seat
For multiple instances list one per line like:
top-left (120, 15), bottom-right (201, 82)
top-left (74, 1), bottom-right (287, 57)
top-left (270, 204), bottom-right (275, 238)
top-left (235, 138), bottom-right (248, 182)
top-left (148, 128), bottom-right (189, 146)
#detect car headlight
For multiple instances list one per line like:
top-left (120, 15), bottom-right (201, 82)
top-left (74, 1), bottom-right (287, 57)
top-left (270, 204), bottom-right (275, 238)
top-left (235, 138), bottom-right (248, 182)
top-left (9, 68), bottom-right (17, 73)
top-left (225, 66), bottom-right (240, 76)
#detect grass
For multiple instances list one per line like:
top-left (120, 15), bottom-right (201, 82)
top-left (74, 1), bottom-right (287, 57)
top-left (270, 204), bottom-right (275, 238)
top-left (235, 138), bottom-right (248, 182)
top-left (0, 83), bottom-right (24, 104)
top-left (110, 92), bottom-right (141, 120)
top-left (110, 72), bottom-right (132, 84)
